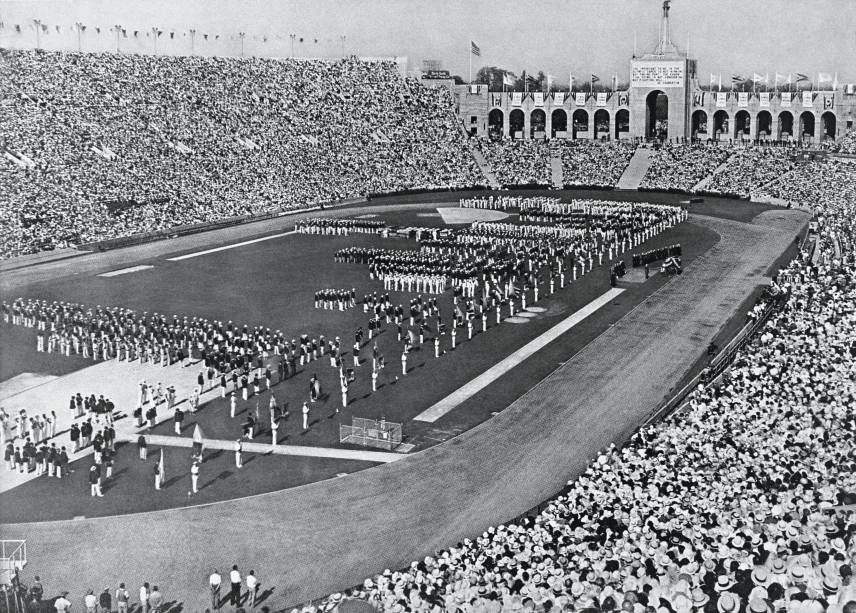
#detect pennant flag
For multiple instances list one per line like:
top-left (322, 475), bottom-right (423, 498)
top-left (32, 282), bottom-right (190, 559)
top-left (817, 72), bottom-right (832, 84)
top-left (752, 73), bottom-right (767, 84)
top-left (192, 424), bottom-right (204, 443)
top-left (503, 72), bottom-right (515, 87)
top-left (590, 73), bottom-right (600, 83)
top-left (731, 74), bottom-right (744, 83)
top-left (795, 73), bottom-right (809, 82)
top-left (709, 73), bottom-right (717, 86)
top-left (470, 40), bottom-right (480, 56)
top-left (158, 449), bottom-right (165, 481)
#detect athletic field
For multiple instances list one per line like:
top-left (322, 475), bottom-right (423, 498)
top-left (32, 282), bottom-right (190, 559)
top-left (0, 189), bottom-right (808, 610)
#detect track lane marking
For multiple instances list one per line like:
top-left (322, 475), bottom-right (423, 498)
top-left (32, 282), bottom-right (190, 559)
top-left (414, 288), bottom-right (625, 423)
top-left (98, 265), bottom-right (154, 277)
top-left (166, 230), bottom-right (297, 261)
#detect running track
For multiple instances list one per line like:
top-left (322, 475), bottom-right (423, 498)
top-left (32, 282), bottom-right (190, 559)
top-left (0, 209), bottom-right (807, 610)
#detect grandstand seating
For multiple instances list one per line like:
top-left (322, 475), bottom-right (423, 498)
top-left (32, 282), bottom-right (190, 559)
top-left (0, 49), bottom-right (486, 259)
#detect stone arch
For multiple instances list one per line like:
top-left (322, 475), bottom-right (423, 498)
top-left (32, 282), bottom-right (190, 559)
top-left (488, 108), bottom-right (504, 140)
top-left (799, 111), bottom-right (815, 141)
top-left (645, 90), bottom-right (668, 139)
top-left (551, 109), bottom-right (568, 138)
top-left (594, 109), bottom-right (610, 140)
top-left (691, 110), bottom-right (708, 138)
top-left (572, 109), bottom-right (589, 139)
top-left (615, 109), bottom-right (630, 139)
top-left (756, 111), bottom-right (773, 139)
top-left (713, 110), bottom-right (730, 139)
top-left (821, 111), bottom-right (836, 141)
top-left (778, 111), bottom-right (794, 140)
top-left (530, 109), bottom-right (546, 139)
top-left (734, 110), bottom-right (751, 140)
top-left (509, 109), bottom-right (525, 139)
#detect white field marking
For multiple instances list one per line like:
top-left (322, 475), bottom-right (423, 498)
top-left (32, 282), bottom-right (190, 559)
top-left (165, 230), bottom-right (297, 261)
top-left (414, 287), bottom-right (625, 423)
top-left (98, 264), bottom-right (154, 277)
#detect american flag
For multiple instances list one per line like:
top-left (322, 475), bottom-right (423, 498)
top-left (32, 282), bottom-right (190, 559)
top-left (470, 40), bottom-right (481, 57)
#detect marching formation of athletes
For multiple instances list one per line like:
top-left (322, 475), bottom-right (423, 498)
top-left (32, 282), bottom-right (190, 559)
top-left (295, 217), bottom-right (386, 235)
top-left (314, 288), bottom-right (357, 310)
top-left (2, 197), bottom-right (685, 502)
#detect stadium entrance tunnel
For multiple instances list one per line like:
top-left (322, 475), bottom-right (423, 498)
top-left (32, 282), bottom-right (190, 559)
top-left (551, 109), bottom-right (567, 138)
top-left (645, 90), bottom-right (668, 139)
top-left (509, 109), bottom-right (525, 139)
top-left (594, 109), bottom-right (610, 140)
top-left (799, 111), bottom-right (815, 141)
top-left (757, 111), bottom-right (773, 139)
top-left (713, 110), bottom-right (729, 140)
top-left (615, 109), bottom-right (629, 139)
top-left (488, 108), bottom-right (504, 140)
top-left (572, 109), bottom-right (589, 139)
top-left (779, 111), bottom-right (794, 139)
top-left (692, 110), bottom-right (708, 139)
top-left (530, 109), bottom-right (546, 139)
top-left (734, 110), bottom-right (751, 140)
top-left (821, 111), bottom-right (836, 142)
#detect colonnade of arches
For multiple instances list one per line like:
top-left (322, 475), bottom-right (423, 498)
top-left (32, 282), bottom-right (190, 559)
top-left (487, 107), bottom-right (631, 140)
top-left (690, 109), bottom-right (837, 142)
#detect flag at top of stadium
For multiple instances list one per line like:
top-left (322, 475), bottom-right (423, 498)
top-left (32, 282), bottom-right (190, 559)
top-left (470, 40), bottom-right (480, 57)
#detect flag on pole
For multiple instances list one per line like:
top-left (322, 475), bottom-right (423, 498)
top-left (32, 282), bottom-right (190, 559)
top-left (569, 73), bottom-right (575, 90)
top-left (590, 73), bottom-right (600, 83)
top-left (709, 73), bottom-right (717, 88)
top-left (547, 74), bottom-right (554, 91)
top-left (503, 72), bottom-right (514, 87)
top-left (817, 72), bottom-right (832, 84)
top-left (470, 40), bottom-right (480, 56)
top-left (832, 72), bottom-right (839, 90)
top-left (795, 73), bottom-right (809, 82)
top-left (718, 73), bottom-right (722, 91)
top-left (752, 73), bottom-right (767, 84)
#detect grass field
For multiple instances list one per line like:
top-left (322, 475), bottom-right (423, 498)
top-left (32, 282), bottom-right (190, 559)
top-left (0, 192), bottom-right (791, 523)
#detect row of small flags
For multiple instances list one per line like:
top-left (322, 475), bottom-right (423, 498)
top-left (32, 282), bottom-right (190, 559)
top-left (0, 20), bottom-right (322, 43)
top-left (710, 72), bottom-right (839, 89)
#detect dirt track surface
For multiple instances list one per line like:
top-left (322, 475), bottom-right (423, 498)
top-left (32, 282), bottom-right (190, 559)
top-left (0, 208), bottom-right (807, 610)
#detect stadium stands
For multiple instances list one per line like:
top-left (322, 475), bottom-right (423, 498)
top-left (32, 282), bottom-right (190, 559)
top-left (310, 157), bottom-right (856, 613)
top-left (477, 140), bottom-right (553, 187)
top-left (559, 140), bottom-right (635, 188)
top-left (640, 143), bottom-right (732, 193)
top-left (0, 49), bottom-right (485, 259)
top-left (702, 148), bottom-right (795, 198)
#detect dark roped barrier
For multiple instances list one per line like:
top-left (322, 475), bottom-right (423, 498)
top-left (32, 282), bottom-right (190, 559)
top-left (365, 185), bottom-right (489, 200)
top-left (632, 244), bottom-right (682, 267)
top-left (562, 183), bottom-right (614, 191)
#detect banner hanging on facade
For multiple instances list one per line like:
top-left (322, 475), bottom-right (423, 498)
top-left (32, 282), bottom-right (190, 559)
top-left (737, 92), bottom-right (749, 107)
top-left (693, 92), bottom-right (705, 106)
top-left (553, 92), bottom-right (565, 106)
top-left (575, 92), bottom-right (587, 106)
top-left (802, 91), bottom-right (814, 107)
top-left (759, 92), bottom-right (770, 108)
top-left (716, 92), bottom-right (728, 108)
top-left (823, 95), bottom-right (834, 110)
top-left (780, 93), bottom-right (792, 108)
top-left (511, 92), bottom-right (523, 106)
top-left (617, 92), bottom-right (629, 106)
top-left (533, 92), bottom-right (544, 107)
top-left (596, 92), bottom-right (608, 106)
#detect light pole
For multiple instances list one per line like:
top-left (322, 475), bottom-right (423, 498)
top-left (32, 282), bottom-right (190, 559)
top-left (238, 31), bottom-right (245, 57)
top-left (33, 19), bottom-right (42, 50)
top-left (189, 29), bottom-right (196, 55)
top-left (289, 33), bottom-right (296, 58)
top-left (115, 24), bottom-right (122, 53)
top-left (339, 35), bottom-right (346, 57)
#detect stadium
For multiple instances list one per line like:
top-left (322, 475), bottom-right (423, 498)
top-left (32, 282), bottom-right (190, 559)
top-left (1, 1), bottom-right (855, 612)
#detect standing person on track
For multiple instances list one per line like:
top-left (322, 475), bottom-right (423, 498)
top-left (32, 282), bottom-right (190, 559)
top-left (229, 566), bottom-right (241, 607)
top-left (208, 570), bottom-right (222, 611)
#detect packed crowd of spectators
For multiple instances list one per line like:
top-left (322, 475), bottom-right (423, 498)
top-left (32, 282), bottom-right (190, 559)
top-left (702, 148), bottom-right (796, 198)
top-left (559, 140), bottom-right (635, 188)
top-left (1, 49), bottom-right (485, 259)
top-left (832, 130), bottom-right (856, 155)
top-left (312, 158), bottom-right (856, 613)
top-left (478, 140), bottom-right (553, 186)
top-left (640, 143), bottom-right (733, 193)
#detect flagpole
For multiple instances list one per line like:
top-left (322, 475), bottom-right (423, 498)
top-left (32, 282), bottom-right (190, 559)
top-left (469, 42), bottom-right (472, 84)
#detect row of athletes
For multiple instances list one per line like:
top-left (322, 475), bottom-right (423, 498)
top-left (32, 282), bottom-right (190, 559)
top-left (459, 194), bottom-right (561, 211)
top-left (314, 288), bottom-right (357, 310)
top-left (294, 217), bottom-right (386, 235)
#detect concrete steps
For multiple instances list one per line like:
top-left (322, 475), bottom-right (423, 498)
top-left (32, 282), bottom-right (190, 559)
top-left (471, 146), bottom-right (501, 189)
top-left (691, 152), bottom-right (738, 192)
top-left (616, 147), bottom-right (652, 190)
top-left (550, 152), bottom-right (564, 188)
